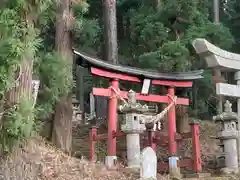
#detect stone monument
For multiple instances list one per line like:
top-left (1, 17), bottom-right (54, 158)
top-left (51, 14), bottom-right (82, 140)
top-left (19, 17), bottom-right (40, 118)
top-left (140, 147), bottom-right (157, 180)
top-left (119, 90), bottom-right (148, 168)
top-left (213, 100), bottom-right (239, 174)
top-left (192, 38), bottom-right (240, 162)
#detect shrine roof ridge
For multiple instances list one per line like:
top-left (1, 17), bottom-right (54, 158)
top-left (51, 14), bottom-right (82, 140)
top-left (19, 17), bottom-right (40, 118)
top-left (73, 49), bottom-right (204, 81)
top-left (192, 38), bottom-right (240, 71)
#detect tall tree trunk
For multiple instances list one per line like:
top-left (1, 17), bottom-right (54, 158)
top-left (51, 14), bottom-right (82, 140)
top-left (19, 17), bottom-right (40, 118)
top-left (176, 90), bottom-right (190, 133)
top-left (158, 86), bottom-right (168, 132)
top-left (5, 59), bottom-right (33, 106)
top-left (103, 0), bottom-right (118, 63)
top-left (52, 0), bottom-right (73, 154)
top-left (1, 15), bottom-right (34, 155)
top-left (213, 0), bottom-right (223, 113)
top-left (76, 66), bottom-right (84, 123)
top-left (176, 105), bottom-right (190, 133)
top-left (152, 0), bottom-right (161, 9)
top-left (4, 13), bottom-right (34, 117)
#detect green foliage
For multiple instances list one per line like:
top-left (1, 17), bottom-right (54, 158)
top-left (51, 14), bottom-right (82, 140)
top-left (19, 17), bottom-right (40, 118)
top-left (158, 41), bottom-right (190, 71)
top-left (0, 0), bottom-right (100, 154)
top-left (36, 52), bottom-right (73, 119)
top-left (220, 0), bottom-right (240, 53)
top-left (72, 1), bottom-right (89, 16)
top-left (194, 70), bottom-right (216, 117)
top-left (0, 97), bottom-right (36, 153)
top-left (139, 41), bottom-right (190, 71)
top-left (0, 8), bottom-right (41, 93)
top-left (0, 10), bottom-right (27, 94)
top-left (73, 18), bottom-right (101, 49)
top-left (0, 1), bottom-right (44, 153)
top-left (129, 7), bottom-right (169, 55)
top-left (184, 23), bottom-right (234, 49)
top-left (34, 0), bottom-right (100, 121)
top-left (128, 1), bottom-right (234, 72)
top-left (72, 1), bottom-right (101, 51)
top-left (6, 0), bottom-right (55, 15)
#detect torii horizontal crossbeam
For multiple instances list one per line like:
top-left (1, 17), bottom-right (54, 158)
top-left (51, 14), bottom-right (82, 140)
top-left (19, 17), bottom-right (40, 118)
top-left (93, 88), bottom-right (189, 105)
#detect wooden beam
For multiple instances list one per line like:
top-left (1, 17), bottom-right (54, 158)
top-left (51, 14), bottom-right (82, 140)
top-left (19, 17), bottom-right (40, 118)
top-left (92, 88), bottom-right (189, 105)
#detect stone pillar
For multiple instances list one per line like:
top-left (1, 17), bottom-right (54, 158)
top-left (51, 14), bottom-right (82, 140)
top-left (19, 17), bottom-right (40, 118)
top-left (126, 133), bottom-right (141, 167)
top-left (213, 100), bottom-right (239, 174)
top-left (224, 139), bottom-right (238, 169)
top-left (119, 90), bottom-right (148, 168)
top-left (234, 71), bottom-right (240, 163)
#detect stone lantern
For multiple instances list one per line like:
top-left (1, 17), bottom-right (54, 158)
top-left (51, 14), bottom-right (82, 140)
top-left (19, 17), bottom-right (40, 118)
top-left (119, 90), bottom-right (149, 168)
top-left (213, 100), bottom-right (239, 174)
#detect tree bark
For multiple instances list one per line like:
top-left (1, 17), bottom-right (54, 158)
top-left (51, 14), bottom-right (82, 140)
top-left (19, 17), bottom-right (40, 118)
top-left (213, 68), bottom-right (223, 113)
top-left (5, 59), bottom-right (33, 106)
top-left (0, 14), bottom-right (34, 155)
top-left (103, 0), bottom-right (118, 63)
top-left (176, 105), bottom-right (190, 133)
top-left (152, 0), bottom-right (161, 9)
top-left (3, 13), bottom-right (34, 118)
top-left (52, 0), bottom-right (73, 154)
top-left (176, 91), bottom-right (190, 133)
top-left (158, 86), bottom-right (168, 132)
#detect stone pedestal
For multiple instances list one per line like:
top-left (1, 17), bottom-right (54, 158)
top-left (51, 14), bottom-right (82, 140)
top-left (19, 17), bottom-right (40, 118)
top-left (169, 156), bottom-right (182, 179)
top-left (126, 133), bottom-right (141, 168)
top-left (224, 138), bottom-right (238, 170)
top-left (121, 122), bottom-right (145, 168)
top-left (105, 156), bottom-right (117, 169)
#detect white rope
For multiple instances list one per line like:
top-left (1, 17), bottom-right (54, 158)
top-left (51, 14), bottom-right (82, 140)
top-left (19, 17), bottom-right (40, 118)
top-left (109, 86), bottom-right (128, 105)
top-left (153, 95), bottom-right (177, 123)
top-left (110, 86), bottom-right (177, 124)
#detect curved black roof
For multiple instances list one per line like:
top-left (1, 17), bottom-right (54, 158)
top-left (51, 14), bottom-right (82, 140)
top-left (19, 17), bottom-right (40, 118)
top-left (73, 49), bottom-right (203, 81)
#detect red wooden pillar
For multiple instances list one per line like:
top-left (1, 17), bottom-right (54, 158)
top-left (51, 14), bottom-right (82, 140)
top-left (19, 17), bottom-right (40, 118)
top-left (168, 87), bottom-right (177, 156)
top-left (107, 79), bottom-right (118, 158)
top-left (89, 126), bottom-right (97, 162)
top-left (190, 121), bottom-right (202, 173)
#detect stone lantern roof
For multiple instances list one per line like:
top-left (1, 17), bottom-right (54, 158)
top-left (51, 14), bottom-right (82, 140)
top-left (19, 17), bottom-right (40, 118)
top-left (213, 100), bottom-right (239, 122)
top-left (118, 90), bottom-right (149, 114)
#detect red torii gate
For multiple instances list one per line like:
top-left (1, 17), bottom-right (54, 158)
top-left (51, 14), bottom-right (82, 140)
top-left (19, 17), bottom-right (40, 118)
top-left (74, 50), bottom-right (203, 173)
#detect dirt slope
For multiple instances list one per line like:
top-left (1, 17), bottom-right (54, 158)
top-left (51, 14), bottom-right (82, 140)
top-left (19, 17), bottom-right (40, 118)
top-left (0, 135), bottom-right (237, 180)
top-left (0, 137), bottom-right (155, 180)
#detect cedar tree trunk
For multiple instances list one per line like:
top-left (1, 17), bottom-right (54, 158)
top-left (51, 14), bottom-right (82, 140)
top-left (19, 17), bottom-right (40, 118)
top-left (103, 0), bottom-right (118, 63)
top-left (52, 0), bottom-right (73, 154)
